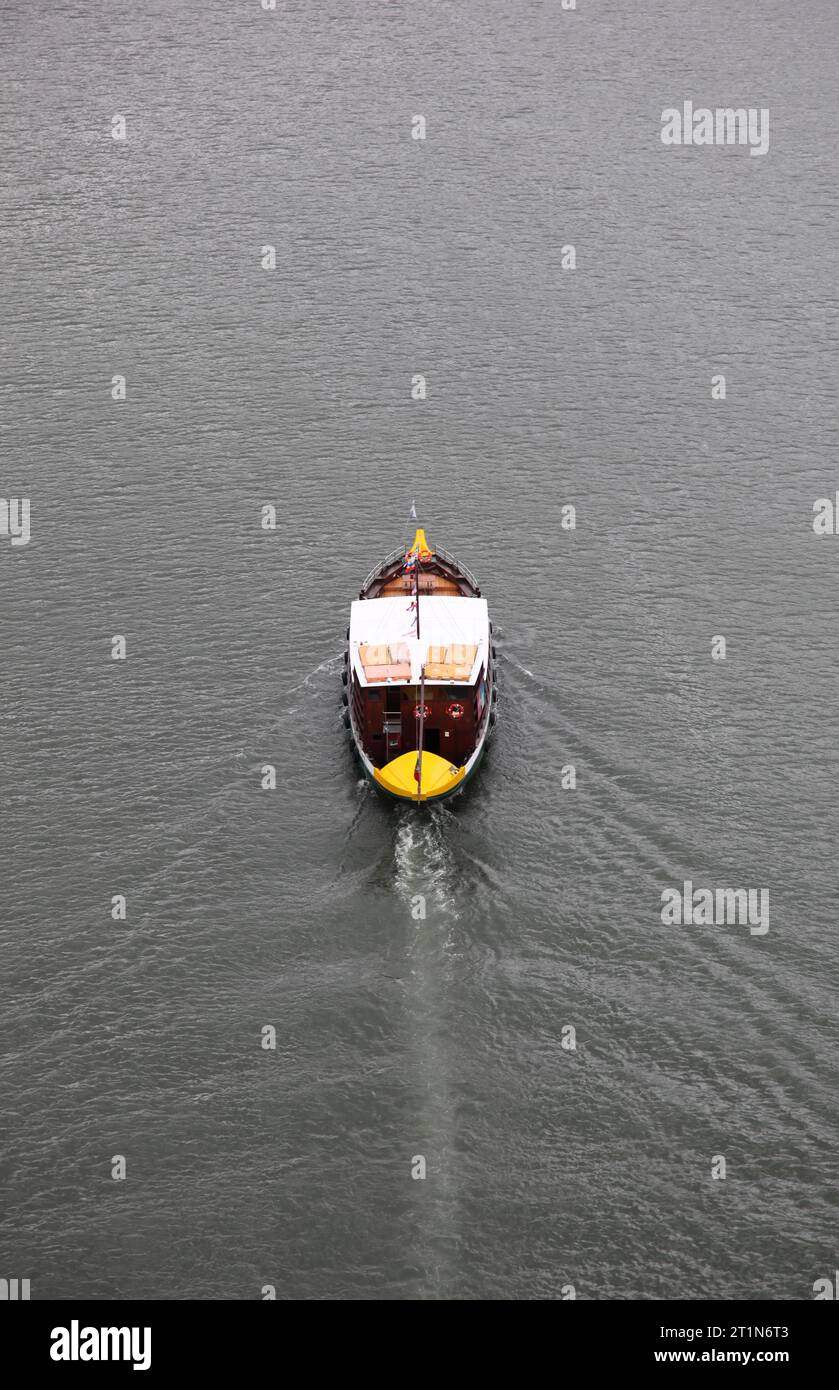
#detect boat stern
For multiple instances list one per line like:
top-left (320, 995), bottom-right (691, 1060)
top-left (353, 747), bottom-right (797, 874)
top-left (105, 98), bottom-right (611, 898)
top-left (373, 750), bottom-right (466, 803)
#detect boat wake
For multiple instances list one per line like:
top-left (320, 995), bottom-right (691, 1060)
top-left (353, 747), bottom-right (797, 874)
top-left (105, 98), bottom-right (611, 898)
top-left (502, 651), bottom-right (535, 682)
top-left (264, 647), bottom-right (345, 724)
top-left (393, 809), bottom-right (462, 929)
top-left (392, 809), bottom-right (461, 1293)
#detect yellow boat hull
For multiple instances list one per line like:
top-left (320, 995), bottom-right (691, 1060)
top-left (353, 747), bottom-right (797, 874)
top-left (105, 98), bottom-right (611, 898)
top-left (373, 750), bottom-right (466, 803)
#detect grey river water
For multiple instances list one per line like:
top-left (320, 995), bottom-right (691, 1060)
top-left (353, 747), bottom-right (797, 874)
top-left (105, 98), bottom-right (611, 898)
top-left (1, 0), bottom-right (838, 1298)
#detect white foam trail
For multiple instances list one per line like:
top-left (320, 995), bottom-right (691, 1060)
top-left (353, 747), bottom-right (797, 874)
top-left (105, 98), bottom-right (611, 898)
top-left (393, 812), bottom-right (461, 926)
top-left (279, 650), bottom-right (344, 702)
top-left (504, 652), bottom-right (535, 681)
top-left (393, 812), bottom-right (460, 1293)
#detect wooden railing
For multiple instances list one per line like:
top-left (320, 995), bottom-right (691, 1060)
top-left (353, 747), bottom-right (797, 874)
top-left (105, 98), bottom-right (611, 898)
top-left (360, 545), bottom-right (480, 596)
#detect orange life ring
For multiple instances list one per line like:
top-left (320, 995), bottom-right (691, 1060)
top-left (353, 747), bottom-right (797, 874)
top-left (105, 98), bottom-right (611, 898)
top-left (447, 701), bottom-right (465, 720)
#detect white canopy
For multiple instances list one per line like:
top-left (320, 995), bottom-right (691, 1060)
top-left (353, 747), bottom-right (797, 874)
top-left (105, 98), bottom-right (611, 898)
top-left (349, 596), bottom-right (490, 686)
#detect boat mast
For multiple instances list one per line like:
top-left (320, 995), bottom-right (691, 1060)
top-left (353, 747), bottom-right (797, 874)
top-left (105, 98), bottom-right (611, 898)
top-left (416, 664), bottom-right (425, 802)
top-left (408, 501), bottom-right (425, 801)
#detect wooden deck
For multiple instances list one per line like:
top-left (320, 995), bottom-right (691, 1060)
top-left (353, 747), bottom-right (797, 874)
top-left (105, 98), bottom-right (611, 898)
top-left (380, 574), bottom-right (463, 596)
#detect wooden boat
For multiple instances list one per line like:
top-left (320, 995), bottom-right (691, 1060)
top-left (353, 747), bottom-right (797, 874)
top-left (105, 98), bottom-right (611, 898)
top-left (343, 525), bottom-right (497, 803)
